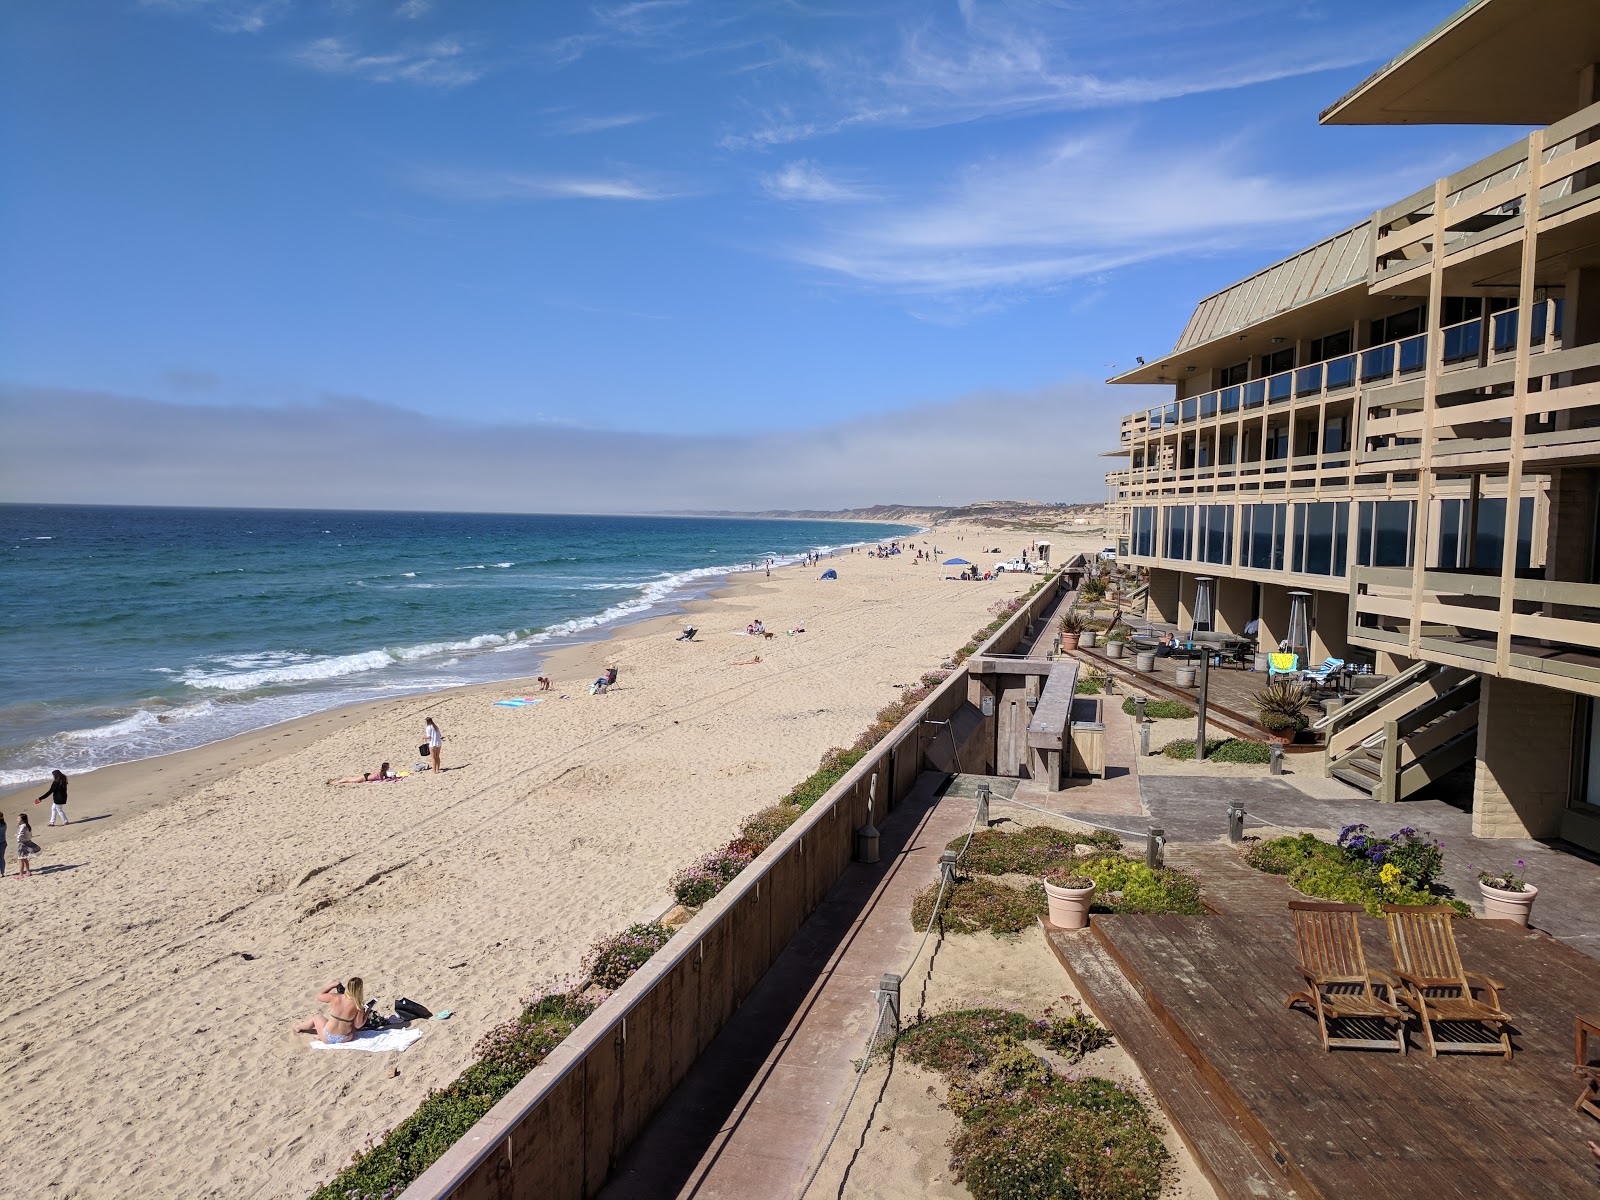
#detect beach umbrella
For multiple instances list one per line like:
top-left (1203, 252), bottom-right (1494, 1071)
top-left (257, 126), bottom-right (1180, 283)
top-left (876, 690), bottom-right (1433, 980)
top-left (943, 557), bottom-right (971, 565)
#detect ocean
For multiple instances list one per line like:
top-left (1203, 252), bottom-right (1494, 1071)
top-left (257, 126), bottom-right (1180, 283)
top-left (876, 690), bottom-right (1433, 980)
top-left (0, 505), bottom-right (917, 789)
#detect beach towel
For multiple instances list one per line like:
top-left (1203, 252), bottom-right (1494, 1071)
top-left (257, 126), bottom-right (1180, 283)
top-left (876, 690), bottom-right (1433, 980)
top-left (494, 697), bottom-right (544, 707)
top-left (309, 1027), bottom-right (423, 1053)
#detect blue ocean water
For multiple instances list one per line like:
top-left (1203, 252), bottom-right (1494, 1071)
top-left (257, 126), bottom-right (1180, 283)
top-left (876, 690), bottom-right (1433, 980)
top-left (0, 505), bottom-right (916, 788)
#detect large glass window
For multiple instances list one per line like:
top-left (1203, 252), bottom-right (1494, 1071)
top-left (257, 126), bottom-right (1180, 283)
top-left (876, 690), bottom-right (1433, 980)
top-left (1130, 507), bottom-right (1157, 557)
top-left (1355, 500), bottom-right (1415, 567)
top-left (1435, 497), bottom-right (1535, 570)
top-left (1242, 503), bottom-right (1286, 571)
top-left (1164, 505), bottom-right (1194, 562)
top-left (1197, 505), bottom-right (1234, 565)
top-left (1292, 502), bottom-right (1349, 576)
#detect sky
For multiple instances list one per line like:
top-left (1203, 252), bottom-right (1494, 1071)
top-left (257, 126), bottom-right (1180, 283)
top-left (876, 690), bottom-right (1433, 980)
top-left (0, 0), bottom-right (1512, 512)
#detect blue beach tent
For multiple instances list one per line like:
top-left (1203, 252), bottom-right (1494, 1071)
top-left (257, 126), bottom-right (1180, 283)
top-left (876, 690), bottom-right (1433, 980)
top-left (820, 568), bottom-right (838, 580)
top-left (943, 557), bottom-right (971, 566)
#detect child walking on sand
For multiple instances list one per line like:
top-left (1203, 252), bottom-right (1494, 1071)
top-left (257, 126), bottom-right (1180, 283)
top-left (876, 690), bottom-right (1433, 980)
top-left (17, 813), bottom-right (39, 878)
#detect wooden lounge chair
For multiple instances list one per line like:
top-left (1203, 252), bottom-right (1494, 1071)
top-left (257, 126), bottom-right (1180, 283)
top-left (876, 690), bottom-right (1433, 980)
top-left (1382, 905), bottom-right (1514, 1058)
top-left (1285, 901), bottom-right (1408, 1053)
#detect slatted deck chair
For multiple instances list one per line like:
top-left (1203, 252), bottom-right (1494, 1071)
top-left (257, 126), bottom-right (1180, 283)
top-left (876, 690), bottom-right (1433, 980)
top-left (1383, 905), bottom-right (1514, 1058)
top-left (1285, 901), bottom-right (1408, 1053)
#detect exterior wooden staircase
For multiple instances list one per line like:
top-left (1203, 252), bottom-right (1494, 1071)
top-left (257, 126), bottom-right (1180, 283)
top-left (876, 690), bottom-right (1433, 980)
top-left (1319, 663), bottom-right (1480, 802)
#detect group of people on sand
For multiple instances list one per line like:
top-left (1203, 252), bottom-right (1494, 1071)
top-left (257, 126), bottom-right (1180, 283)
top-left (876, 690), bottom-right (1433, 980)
top-left (329, 716), bottom-right (445, 785)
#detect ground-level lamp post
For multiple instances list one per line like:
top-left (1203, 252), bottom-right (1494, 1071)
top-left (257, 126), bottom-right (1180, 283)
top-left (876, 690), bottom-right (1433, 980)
top-left (1193, 577), bottom-right (1215, 762)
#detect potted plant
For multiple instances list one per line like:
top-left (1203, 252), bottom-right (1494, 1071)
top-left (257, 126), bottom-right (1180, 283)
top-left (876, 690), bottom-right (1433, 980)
top-left (1253, 679), bottom-right (1309, 744)
top-left (1478, 861), bottom-right (1538, 926)
top-left (1059, 610), bottom-right (1083, 651)
top-left (1104, 625), bottom-right (1129, 660)
top-left (1043, 867), bottom-right (1096, 930)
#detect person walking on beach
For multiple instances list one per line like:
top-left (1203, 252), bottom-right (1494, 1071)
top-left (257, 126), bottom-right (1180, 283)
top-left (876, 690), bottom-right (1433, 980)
top-left (424, 717), bottom-right (443, 774)
top-left (16, 814), bottom-right (38, 878)
top-left (0, 812), bottom-right (7, 877)
top-left (38, 770), bottom-right (68, 825)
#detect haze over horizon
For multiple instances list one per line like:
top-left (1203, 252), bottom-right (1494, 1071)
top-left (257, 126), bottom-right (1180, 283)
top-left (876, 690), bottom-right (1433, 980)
top-left (0, 0), bottom-right (1495, 511)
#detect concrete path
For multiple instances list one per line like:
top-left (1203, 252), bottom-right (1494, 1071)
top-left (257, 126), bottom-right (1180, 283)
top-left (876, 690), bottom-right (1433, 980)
top-left (599, 771), bottom-right (976, 1200)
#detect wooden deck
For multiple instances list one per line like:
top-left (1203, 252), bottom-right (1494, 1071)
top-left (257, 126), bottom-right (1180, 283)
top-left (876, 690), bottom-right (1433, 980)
top-left (1053, 908), bottom-right (1600, 1199)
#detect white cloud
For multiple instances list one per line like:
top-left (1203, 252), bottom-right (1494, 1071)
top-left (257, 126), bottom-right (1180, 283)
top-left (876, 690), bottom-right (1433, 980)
top-left (395, 0), bottom-right (432, 18)
top-left (292, 35), bottom-right (485, 88)
top-left (550, 112), bottom-right (659, 135)
top-left (760, 160), bottom-right (878, 203)
top-left (772, 127), bottom-right (1438, 299)
top-left (410, 167), bottom-right (685, 202)
top-left (139, 0), bottom-right (288, 34)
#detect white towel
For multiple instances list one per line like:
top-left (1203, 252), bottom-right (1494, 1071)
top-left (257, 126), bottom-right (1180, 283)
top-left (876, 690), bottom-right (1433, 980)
top-left (309, 1026), bottom-right (423, 1053)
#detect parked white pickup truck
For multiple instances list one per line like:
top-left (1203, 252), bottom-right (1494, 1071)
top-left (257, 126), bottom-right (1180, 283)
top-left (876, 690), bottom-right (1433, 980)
top-left (992, 558), bottom-right (1034, 574)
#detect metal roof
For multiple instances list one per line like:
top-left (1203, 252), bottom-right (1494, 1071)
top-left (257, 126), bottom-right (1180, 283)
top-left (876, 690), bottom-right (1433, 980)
top-left (1173, 222), bottom-right (1371, 353)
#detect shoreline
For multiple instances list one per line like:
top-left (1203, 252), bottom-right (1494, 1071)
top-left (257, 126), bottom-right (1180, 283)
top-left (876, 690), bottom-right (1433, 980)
top-left (0, 528), bottom-right (923, 815)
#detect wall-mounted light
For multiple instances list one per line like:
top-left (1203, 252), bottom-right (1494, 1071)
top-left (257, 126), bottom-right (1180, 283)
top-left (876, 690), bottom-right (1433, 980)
top-left (1270, 336), bottom-right (1287, 345)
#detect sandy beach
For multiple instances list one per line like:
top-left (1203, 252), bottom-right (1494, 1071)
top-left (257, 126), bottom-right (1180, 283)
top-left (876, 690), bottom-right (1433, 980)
top-left (0, 521), bottom-right (1105, 1200)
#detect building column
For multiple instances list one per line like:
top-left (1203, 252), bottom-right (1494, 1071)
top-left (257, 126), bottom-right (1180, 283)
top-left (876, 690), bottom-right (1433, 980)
top-left (1259, 585), bottom-right (1292, 655)
top-left (1311, 589), bottom-right (1350, 661)
top-left (1149, 568), bottom-right (1181, 625)
top-left (1471, 676), bottom-right (1576, 839)
top-left (1215, 576), bottom-right (1253, 636)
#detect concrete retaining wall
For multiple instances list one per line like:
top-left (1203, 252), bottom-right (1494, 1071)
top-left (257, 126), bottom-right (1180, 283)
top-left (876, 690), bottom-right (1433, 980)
top-left (396, 574), bottom-right (1059, 1200)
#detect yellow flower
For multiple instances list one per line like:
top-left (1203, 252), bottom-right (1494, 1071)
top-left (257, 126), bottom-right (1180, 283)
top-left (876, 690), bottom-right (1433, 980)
top-left (1379, 862), bottom-right (1402, 889)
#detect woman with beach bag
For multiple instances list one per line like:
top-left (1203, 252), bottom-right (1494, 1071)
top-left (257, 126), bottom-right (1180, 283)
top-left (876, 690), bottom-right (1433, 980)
top-left (424, 717), bottom-right (443, 774)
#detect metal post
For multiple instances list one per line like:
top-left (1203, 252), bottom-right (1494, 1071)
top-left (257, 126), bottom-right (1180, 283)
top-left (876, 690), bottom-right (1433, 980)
top-left (975, 782), bottom-right (990, 828)
top-left (1139, 718), bottom-right (1151, 757)
top-left (1227, 802), bottom-right (1245, 844)
top-left (1195, 647), bottom-right (1211, 763)
top-left (1134, 697), bottom-right (1146, 722)
top-left (877, 973), bottom-right (901, 1034)
top-left (1270, 743), bottom-right (1284, 776)
top-left (1146, 825), bottom-right (1166, 870)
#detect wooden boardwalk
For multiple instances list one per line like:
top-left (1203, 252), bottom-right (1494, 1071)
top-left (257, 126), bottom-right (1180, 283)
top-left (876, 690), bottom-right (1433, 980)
top-left (1056, 906), bottom-right (1600, 1199)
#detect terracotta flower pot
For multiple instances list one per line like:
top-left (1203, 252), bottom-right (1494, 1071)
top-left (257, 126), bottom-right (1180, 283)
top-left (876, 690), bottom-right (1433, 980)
top-left (1044, 879), bottom-right (1096, 930)
top-left (1480, 881), bottom-right (1538, 926)
top-left (1060, 632), bottom-right (1080, 651)
top-left (1264, 729), bottom-right (1295, 745)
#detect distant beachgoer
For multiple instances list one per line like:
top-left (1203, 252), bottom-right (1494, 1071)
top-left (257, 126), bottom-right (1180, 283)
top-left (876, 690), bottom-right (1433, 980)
top-left (765, 559), bottom-right (771, 578)
top-left (17, 814), bottom-right (38, 878)
top-left (605, 666), bottom-right (618, 685)
top-left (374, 762), bottom-right (395, 781)
top-left (293, 977), bottom-right (367, 1044)
top-left (591, 676), bottom-right (609, 695)
top-left (536, 676), bottom-right (552, 690)
top-left (424, 717), bottom-right (443, 773)
top-left (675, 626), bottom-right (697, 642)
top-left (0, 812), bottom-right (7, 877)
top-left (328, 773), bottom-right (375, 785)
top-left (39, 770), bottom-right (68, 826)
top-left (732, 654), bottom-right (762, 666)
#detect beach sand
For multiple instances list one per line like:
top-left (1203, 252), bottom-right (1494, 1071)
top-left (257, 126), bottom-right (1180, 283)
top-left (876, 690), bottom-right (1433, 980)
top-left (0, 522), bottom-right (1104, 1200)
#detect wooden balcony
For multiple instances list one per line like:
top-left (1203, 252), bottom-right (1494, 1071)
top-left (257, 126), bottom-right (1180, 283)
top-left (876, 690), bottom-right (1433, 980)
top-left (1351, 565), bottom-right (1600, 694)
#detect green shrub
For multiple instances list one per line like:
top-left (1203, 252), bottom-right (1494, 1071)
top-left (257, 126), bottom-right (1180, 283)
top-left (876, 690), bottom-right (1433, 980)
top-left (953, 825), bottom-right (1081, 875)
top-left (1031, 1000), bottom-right (1112, 1061)
top-left (309, 991), bottom-right (594, 1200)
top-left (1159, 737), bottom-right (1272, 764)
top-left (782, 746), bottom-right (865, 809)
top-left (1120, 697), bottom-right (1194, 719)
top-left (1244, 829), bottom-right (1471, 917)
top-left (739, 803), bottom-right (801, 850)
top-left (1077, 854), bottom-right (1205, 915)
top-left (890, 1007), bottom-right (1035, 1080)
top-left (1243, 832), bottom-right (1322, 875)
top-left (1075, 676), bottom-right (1104, 695)
top-left (583, 922), bottom-right (675, 991)
top-left (909, 876), bottom-right (1046, 935)
top-left (950, 1073), bottom-right (1170, 1200)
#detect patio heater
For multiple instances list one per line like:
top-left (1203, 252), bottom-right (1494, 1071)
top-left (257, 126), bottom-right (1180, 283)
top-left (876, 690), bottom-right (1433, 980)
top-left (1287, 591), bottom-right (1312, 665)
top-left (1192, 575), bottom-right (1215, 634)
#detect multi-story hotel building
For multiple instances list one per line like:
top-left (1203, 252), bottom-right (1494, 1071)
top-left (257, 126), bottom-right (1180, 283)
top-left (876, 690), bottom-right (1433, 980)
top-left (1106, 0), bottom-right (1600, 849)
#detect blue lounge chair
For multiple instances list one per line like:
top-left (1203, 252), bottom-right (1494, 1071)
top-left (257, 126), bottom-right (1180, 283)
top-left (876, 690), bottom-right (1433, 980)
top-left (1300, 657), bottom-right (1345, 686)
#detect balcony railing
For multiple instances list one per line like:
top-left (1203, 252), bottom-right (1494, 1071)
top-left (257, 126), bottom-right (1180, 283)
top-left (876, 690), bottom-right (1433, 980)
top-left (1352, 566), bottom-right (1600, 689)
top-left (1371, 95), bottom-right (1600, 285)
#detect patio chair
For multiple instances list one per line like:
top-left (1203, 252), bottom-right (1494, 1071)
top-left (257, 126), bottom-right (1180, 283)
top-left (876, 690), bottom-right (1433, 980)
top-left (1285, 902), bottom-right (1408, 1053)
top-left (1267, 652), bottom-right (1300, 677)
top-left (1299, 657), bottom-right (1345, 688)
top-left (1382, 905), bottom-right (1514, 1058)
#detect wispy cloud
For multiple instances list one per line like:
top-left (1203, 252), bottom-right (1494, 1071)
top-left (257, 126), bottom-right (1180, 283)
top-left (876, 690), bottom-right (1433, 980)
top-left (395, 0), bottom-right (432, 19)
top-left (549, 112), bottom-right (659, 135)
top-left (410, 166), bottom-right (686, 202)
top-left (292, 35), bottom-right (486, 88)
top-left (139, 0), bottom-right (288, 34)
top-left (772, 126), bottom-right (1435, 302)
top-left (760, 160), bottom-right (878, 203)
top-left (725, 1), bottom-right (1386, 147)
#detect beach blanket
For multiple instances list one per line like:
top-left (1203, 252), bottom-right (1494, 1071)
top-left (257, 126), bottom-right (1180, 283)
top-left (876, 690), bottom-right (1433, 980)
top-left (309, 1027), bottom-right (423, 1053)
top-left (493, 697), bottom-right (545, 707)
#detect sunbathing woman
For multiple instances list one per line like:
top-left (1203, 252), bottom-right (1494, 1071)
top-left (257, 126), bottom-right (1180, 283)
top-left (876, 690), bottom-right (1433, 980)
top-left (293, 977), bottom-right (366, 1044)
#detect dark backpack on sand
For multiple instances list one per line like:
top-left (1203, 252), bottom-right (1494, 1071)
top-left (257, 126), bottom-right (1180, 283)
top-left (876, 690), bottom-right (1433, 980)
top-left (394, 996), bottom-right (433, 1022)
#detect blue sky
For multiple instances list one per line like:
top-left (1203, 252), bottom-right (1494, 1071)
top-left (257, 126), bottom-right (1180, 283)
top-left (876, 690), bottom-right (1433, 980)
top-left (0, 0), bottom-right (1514, 509)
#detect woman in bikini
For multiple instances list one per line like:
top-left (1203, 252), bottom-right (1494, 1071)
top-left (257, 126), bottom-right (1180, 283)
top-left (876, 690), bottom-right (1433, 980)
top-left (293, 977), bottom-right (366, 1044)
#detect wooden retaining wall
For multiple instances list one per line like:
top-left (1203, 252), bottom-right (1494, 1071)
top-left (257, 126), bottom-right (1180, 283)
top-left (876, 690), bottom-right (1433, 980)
top-left (398, 572), bottom-right (1062, 1200)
